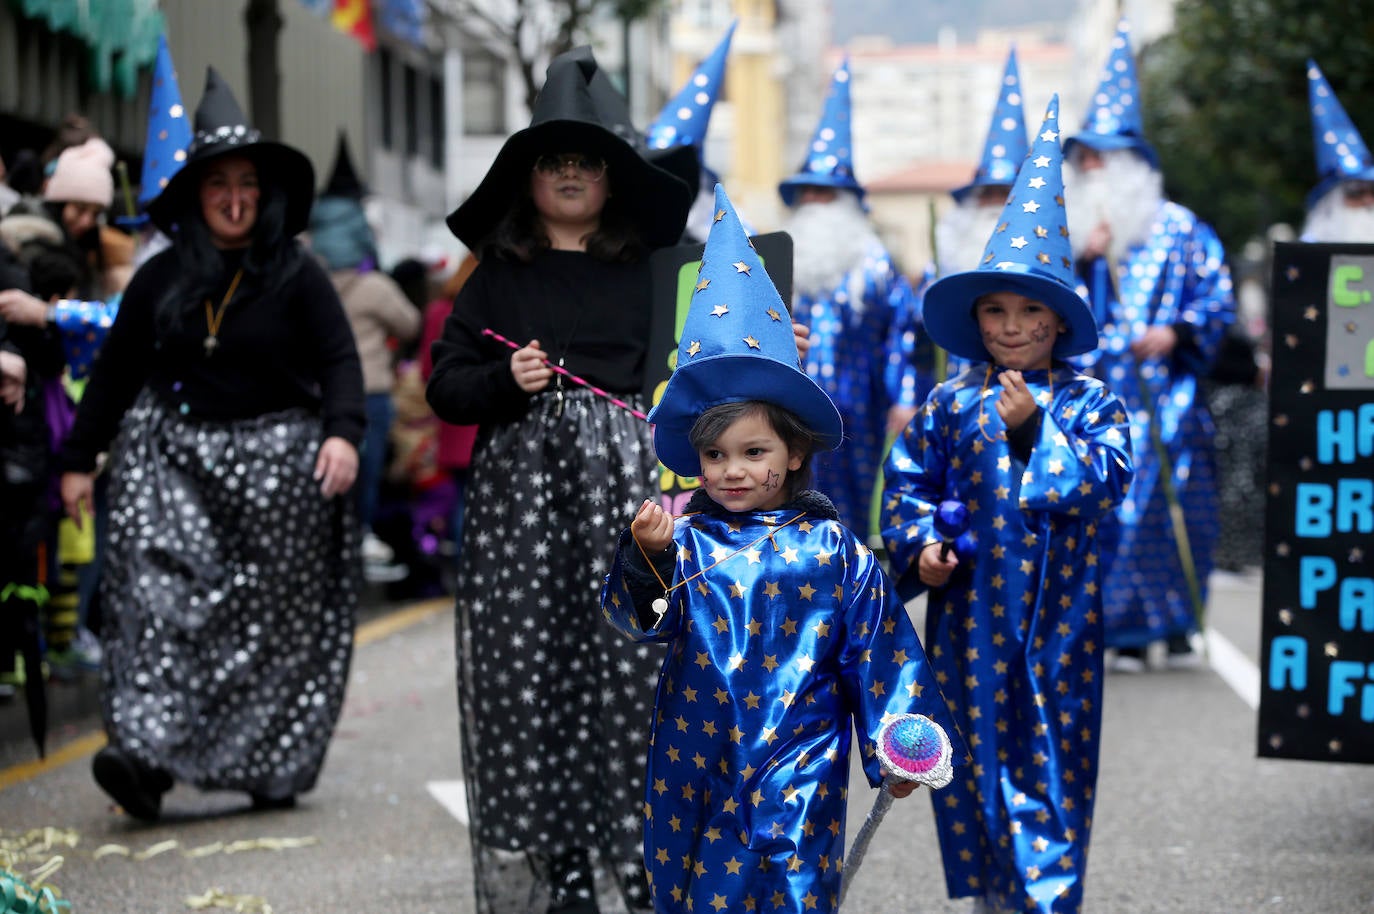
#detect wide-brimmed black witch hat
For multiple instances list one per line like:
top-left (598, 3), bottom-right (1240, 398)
top-left (146, 67), bottom-right (316, 236)
top-left (446, 47), bottom-right (692, 251)
top-left (322, 131), bottom-right (367, 199)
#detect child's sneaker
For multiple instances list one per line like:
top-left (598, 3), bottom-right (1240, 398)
top-left (1108, 647), bottom-right (1148, 674)
top-left (1165, 632), bottom-right (1205, 669)
top-left (46, 627), bottom-right (102, 681)
top-left (361, 531), bottom-right (396, 564)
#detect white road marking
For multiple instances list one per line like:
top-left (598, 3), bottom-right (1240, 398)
top-left (427, 780), bottom-right (469, 825)
top-left (1205, 626), bottom-right (1260, 710)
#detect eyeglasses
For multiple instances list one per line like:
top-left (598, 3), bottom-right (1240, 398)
top-left (532, 154), bottom-right (607, 182)
top-left (1342, 181), bottom-right (1374, 202)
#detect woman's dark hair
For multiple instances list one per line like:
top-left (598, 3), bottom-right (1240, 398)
top-left (156, 152), bottom-right (303, 333)
top-left (688, 400), bottom-right (818, 500)
top-left (25, 240), bottom-right (83, 302)
top-left (6, 149), bottom-right (43, 197)
top-left (481, 156), bottom-right (645, 264)
top-left (389, 257), bottom-right (430, 309)
top-left (39, 200), bottom-right (101, 297)
top-left (41, 114), bottom-right (95, 168)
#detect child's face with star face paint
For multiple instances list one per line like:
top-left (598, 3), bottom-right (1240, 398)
top-left (974, 291), bottom-right (1065, 371)
top-left (697, 407), bottom-right (804, 513)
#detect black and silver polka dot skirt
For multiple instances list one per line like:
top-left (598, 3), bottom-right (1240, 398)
top-left (455, 387), bottom-right (663, 913)
top-left (100, 390), bottom-right (358, 798)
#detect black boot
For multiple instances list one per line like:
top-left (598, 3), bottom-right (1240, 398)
top-left (92, 745), bottom-right (171, 821)
top-left (249, 792), bottom-right (298, 811)
top-left (548, 847), bottom-right (600, 914)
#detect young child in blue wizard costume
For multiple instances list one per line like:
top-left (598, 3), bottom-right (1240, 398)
top-left (600, 184), bottom-right (962, 914)
top-left (882, 97), bottom-right (1136, 914)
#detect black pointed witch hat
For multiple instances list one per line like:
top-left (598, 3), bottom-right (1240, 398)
top-left (145, 67), bottom-right (316, 236)
top-left (322, 131), bottom-right (367, 199)
top-left (446, 47), bottom-right (692, 251)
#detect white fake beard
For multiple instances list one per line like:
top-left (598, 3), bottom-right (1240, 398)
top-left (935, 198), bottom-right (1003, 275)
top-left (1063, 151), bottom-right (1164, 260)
top-left (786, 194), bottom-right (880, 304)
top-left (1302, 189), bottom-right (1374, 243)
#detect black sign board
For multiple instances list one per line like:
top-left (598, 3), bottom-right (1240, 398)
top-left (1259, 241), bottom-right (1374, 764)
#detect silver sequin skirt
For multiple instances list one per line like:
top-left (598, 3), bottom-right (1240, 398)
top-left (100, 390), bottom-right (359, 798)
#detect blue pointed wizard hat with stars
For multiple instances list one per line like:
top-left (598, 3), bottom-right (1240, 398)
top-left (778, 57), bottom-right (863, 207)
top-left (648, 184), bottom-right (843, 477)
top-left (952, 46), bottom-right (1029, 203)
top-left (647, 18), bottom-right (736, 186)
top-left (137, 33), bottom-right (192, 210)
top-left (922, 95), bottom-right (1098, 363)
top-left (1062, 19), bottom-right (1158, 169)
top-left (1305, 59), bottom-right (1374, 210)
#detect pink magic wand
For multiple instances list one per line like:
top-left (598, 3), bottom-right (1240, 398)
top-left (481, 328), bottom-right (649, 421)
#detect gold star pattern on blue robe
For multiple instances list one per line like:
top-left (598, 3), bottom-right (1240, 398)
top-left (881, 366), bottom-right (1133, 913)
top-left (602, 497), bottom-right (961, 913)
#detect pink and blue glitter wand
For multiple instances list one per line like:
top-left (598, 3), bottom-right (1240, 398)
top-left (840, 713), bottom-right (954, 906)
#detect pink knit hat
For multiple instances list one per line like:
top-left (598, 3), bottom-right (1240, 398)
top-left (44, 137), bottom-right (115, 208)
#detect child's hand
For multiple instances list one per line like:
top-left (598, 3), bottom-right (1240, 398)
top-left (510, 338), bottom-right (553, 392)
top-left (995, 370), bottom-right (1038, 431)
top-left (886, 777), bottom-right (921, 799)
top-left (918, 541), bottom-right (958, 587)
top-left (631, 499), bottom-right (674, 553)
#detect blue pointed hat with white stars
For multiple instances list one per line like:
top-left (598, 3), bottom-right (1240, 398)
top-left (649, 184), bottom-right (843, 477)
top-left (778, 58), bottom-right (863, 207)
top-left (921, 95), bottom-right (1098, 363)
top-left (1305, 59), bottom-right (1374, 210)
top-left (647, 18), bottom-right (736, 184)
top-left (1062, 19), bottom-right (1158, 169)
top-left (952, 46), bottom-right (1028, 203)
top-left (137, 33), bottom-right (192, 209)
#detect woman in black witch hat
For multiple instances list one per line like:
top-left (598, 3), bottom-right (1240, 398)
top-left (56, 68), bottom-right (365, 820)
top-left (426, 47), bottom-right (691, 914)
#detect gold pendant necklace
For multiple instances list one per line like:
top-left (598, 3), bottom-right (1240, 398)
top-left (203, 268), bottom-right (245, 356)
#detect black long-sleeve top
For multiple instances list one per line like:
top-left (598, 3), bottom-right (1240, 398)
top-left (58, 245), bottom-right (365, 472)
top-left (426, 249), bottom-right (653, 427)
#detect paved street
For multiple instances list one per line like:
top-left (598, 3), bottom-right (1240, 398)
top-left (2, 571), bottom-right (1372, 913)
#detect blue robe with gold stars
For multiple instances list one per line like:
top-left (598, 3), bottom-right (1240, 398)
top-left (601, 490), bottom-right (959, 914)
top-left (1074, 201), bottom-right (1234, 647)
top-left (881, 365), bottom-right (1134, 914)
top-left (795, 247), bottom-right (922, 534)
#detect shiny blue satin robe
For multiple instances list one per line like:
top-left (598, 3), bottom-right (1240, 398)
top-left (602, 492), bottom-right (959, 914)
top-left (882, 366), bottom-right (1134, 913)
top-left (1074, 201), bottom-right (1234, 647)
top-left (795, 247), bottom-right (922, 534)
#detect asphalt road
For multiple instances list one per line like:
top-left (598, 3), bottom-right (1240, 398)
top-left (2, 571), bottom-right (1372, 913)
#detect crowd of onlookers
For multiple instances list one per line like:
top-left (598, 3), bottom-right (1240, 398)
top-left (0, 114), bottom-right (474, 710)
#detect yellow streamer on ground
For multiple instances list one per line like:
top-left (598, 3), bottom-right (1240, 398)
top-left (184, 887), bottom-right (273, 913)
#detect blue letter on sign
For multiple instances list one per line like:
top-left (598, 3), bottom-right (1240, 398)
top-left (1268, 636), bottom-right (1308, 691)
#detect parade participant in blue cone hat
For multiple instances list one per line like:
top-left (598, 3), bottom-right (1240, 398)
top-left (58, 64), bottom-right (365, 822)
top-left (884, 96), bottom-right (1135, 914)
top-left (916, 46), bottom-right (1032, 394)
top-left (1062, 18), bottom-right (1233, 672)
top-left (604, 183), bottom-right (958, 914)
top-left (139, 34), bottom-right (194, 213)
top-left (646, 19), bottom-right (738, 241)
top-left (426, 45), bottom-right (692, 914)
top-left (309, 132), bottom-right (420, 573)
top-left (777, 56), bottom-right (923, 537)
top-left (1301, 59), bottom-right (1374, 243)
